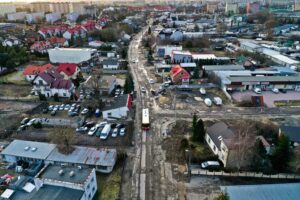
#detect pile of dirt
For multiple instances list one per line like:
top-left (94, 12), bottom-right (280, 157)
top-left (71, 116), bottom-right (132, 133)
top-left (159, 96), bottom-right (171, 105)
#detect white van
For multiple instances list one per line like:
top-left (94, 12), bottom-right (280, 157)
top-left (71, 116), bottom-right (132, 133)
top-left (201, 161), bottom-right (220, 169)
top-left (204, 98), bottom-right (212, 107)
top-left (213, 97), bottom-right (222, 106)
top-left (100, 124), bottom-right (111, 140)
top-left (254, 88), bottom-right (261, 94)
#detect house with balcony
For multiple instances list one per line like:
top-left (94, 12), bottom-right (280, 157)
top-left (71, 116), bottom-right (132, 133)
top-left (170, 65), bottom-right (190, 85)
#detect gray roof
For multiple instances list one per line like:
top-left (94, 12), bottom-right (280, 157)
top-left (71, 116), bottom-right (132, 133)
top-left (221, 183), bottom-right (300, 200)
top-left (206, 122), bottom-right (234, 149)
top-left (102, 59), bottom-right (118, 66)
top-left (203, 65), bottom-right (244, 71)
top-left (38, 165), bottom-right (93, 184)
top-left (47, 146), bottom-right (117, 167)
top-left (280, 125), bottom-right (300, 142)
top-left (228, 76), bottom-right (300, 83)
top-left (1, 140), bottom-right (56, 160)
top-left (10, 184), bottom-right (84, 200)
top-left (99, 75), bottom-right (116, 90)
top-left (103, 94), bottom-right (129, 111)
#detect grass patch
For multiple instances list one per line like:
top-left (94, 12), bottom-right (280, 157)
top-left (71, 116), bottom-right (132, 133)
top-left (95, 163), bottom-right (122, 200)
top-left (116, 74), bottom-right (127, 79)
top-left (0, 84), bottom-right (32, 97)
top-left (274, 101), bottom-right (300, 107)
top-left (189, 141), bottom-right (216, 162)
top-left (0, 71), bottom-right (28, 85)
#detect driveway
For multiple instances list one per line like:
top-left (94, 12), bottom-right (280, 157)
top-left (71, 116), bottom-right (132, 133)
top-left (232, 91), bottom-right (300, 107)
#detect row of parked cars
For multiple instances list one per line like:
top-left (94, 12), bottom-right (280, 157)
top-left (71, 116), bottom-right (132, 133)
top-left (17, 118), bottom-right (43, 132)
top-left (76, 121), bottom-right (126, 140)
top-left (47, 104), bottom-right (89, 117)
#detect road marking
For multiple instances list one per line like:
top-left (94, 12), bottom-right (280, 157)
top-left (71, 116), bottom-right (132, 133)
top-left (139, 173), bottom-right (146, 200)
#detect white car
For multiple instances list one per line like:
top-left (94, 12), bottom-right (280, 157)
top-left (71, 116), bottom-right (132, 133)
top-left (112, 128), bottom-right (118, 137)
top-left (272, 88), bottom-right (279, 93)
top-left (26, 118), bottom-right (36, 126)
top-left (149, 79), bottom-right (155, 84)
top-left (204, 98), bottom-right (212, 107)
top-left (120, 128), bottom-right (126, 136)
top-left (81, 108), bottom-right (89, 115)
top-left (141, 87), bottom-right (146, 93)
top-left (200, 88), bottom-right (206, 95)
top-left (88, 126), bottom-right (98, 136)
top-left (254, 88), bottom-right (262, 94)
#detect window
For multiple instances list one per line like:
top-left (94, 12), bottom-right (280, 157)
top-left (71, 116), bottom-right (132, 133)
top-left (87, 183), bottom-right (90, 189)
top-left (208, 138), bottom-right (211, 144)
top-left (63, 93), bottom-right (66, 97)
top-left (107, 112), bottom-right (112, 116)
top-left (213, 145), bottom-right (216, 151)
top-left (39, 80), bottom-right (43, 85)
top-left (91, 177), bottom-right (94, 183)
top-left (92, 187), bottom-right (95, 192)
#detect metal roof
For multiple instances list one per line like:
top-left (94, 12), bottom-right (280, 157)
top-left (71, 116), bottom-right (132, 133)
top-left (221, 183), bottom-right (300, 200)
top-left (47, 146), bottom-right (117, 167)
top-left (38, 165), bottom-right (93, 184)
top-left (203, 65), bottom-right (244, 71)
top-left (1, 140), bottom-right (56, 160)
top-left (228, 76), bottom-right (300, 83)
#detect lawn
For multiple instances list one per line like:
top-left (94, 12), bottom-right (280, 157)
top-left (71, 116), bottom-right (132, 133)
top-left (0, 71), bottom-right (28, 85)
top-left (0, 84), bottom-right (32, 98)
top-left (95, 162), bottom-right (122, 200)
top-left (274, 101), bottom-right (300, 107)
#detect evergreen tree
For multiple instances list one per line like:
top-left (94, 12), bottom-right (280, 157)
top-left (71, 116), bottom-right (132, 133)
top-left (193, 66), bottom-right (200, 79)
top-left (192, 114), bottom-right (198, 141)
top-left (148, 26), bottom-right (151, 35)
top-left (214, 191), bottom-right (230, 200)
top-left (271, 134), bottom-right (290, 172)
top-left (197, 119), bottom-right (205, 143)
top-left (124, 74), bottom-right (134, 94)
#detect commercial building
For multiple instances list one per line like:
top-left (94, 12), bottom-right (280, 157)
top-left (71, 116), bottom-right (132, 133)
top-left (7, 12), bottom-right (26, 21)
top-left (45, 12), bottom-right (61, 24)
top-left (0, 164), bottom-right (97, 200)
top-left (0, 4), bottom-right (16, 17)
top-left (1, 140), bottom-right (117, 173)
top-left (156, 45), bottom-right (182, 57)
top-left (48, 48), bottom-right (98, 64)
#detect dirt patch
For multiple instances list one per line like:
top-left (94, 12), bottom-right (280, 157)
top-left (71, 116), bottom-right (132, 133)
top-left (159, 96), bottom-right (171, 105)
top-left (0, 84), bottom-right (31, 97)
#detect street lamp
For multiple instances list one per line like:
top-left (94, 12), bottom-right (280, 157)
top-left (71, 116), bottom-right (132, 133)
top-left (185, 149), bottom-right (191, 182)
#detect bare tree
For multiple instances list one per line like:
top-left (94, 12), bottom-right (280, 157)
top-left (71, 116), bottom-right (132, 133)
top-left (49, 126), bottom-right (77, 154)
top-left (231, 120), bottom-right (257, 171)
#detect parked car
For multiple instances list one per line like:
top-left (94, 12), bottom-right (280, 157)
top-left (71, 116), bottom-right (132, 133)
top-left (204, 98), bottom-right (212, 107)
top-left (21, 118), bottom-right (30, 125)
top-left (272, 88), bottom-right (279, 93)
top-left (26, 118), bottom-right (36, 126)
top-left (88, 126), bottom-right (98, 136)
top-left (149, 79), bottom-right (155, 84)
top-left (17, 125), bottom-right (27, 133)
top-left (76, 127), bottom-right (88, 133)
top-left (279, 88), bottom-right (287, 93)
top-left (84, 121), bottom-right (96, 128)
top-left (59, 104), bottom-right (65, 111)
top-left (116, 123), bottom-right (125, 129)
top-left (95, 108), bottom-right (101, 117)
top-left (100, 124), bottom-right (111, 140)
top-left (51, 110), bottom-right (56, 116)
top-left (68, 111), bottom-right (78, 117)
top-left (213, 97), bottom-right (222, 106)
top-left (119, 128), bottom-right (126, 136)
top-left (42, 108), bottom-right (48, 113)
top-left (48, 105), bottom-right (54, 111)
top-left (201, 161), bottom-right (221, 171)
top-left (53, 105), bottom-right (59, 111)
top-left (112, 128), bottom-right (118, 137)
top-left (141, 87), bottom-right (146, 93)
top-left (64, 104), bottom-right (71, 110)
top-left (199, 88), bottom-right (206, 95)
top-left (81, 108), bottom-right (89, 115)
top-left (254, 88), bottom-right (262, 94)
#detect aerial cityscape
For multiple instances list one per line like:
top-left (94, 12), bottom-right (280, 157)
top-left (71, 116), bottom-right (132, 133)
top-left (0, 0), bottom-right (300, 200)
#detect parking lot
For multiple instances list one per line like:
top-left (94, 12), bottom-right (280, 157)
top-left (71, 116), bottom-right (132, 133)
top-left (232, 91), bottom-right (300, 107)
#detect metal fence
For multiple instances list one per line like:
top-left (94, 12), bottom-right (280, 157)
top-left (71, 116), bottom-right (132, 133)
top-left (191, 169), bottom-right (300, 180)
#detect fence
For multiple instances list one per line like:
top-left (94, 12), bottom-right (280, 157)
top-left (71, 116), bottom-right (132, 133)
top-left (191, 169), bottom-right (300, 180)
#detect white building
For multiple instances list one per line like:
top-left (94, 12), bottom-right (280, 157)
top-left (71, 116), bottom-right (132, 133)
top-left (0, 4), bottom-right (16, 17)
top-left (7, 12), bottom-right (26, 21)
top-left (66, 12), bottom-right (79, 22)
top-left (45, 12), bottom-right (61, 24)
top-left (48, 48), bottom-right (98, 64)
top-left (156, 45), bottom-right (182, 57)
top-left (26, 12), bottom-right (44, 23)
top-left (102, 94), bottom-right (132, 119)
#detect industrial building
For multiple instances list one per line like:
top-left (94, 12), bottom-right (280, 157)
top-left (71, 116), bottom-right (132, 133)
top-left (1, 140), bottom-right (117, 173)
top-left (48, 48), bottom-right (99, 64)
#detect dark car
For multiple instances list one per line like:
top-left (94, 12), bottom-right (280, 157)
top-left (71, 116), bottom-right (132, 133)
top-left (50, 111), bottom-right (56, 116)
top-left (42, 108), bottom-right (48, 114)
top-left (279, 89), bottom-right (287, 93)
top-left (84, 121), bottom-right (96, 128)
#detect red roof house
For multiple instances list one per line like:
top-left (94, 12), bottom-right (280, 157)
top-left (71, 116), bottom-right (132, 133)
top-left (57, 63), bottom-right (80, 79)
top-left (23, 64), bottom-right (54, 81)
top-left (170, 65), bottom-right (190, 84)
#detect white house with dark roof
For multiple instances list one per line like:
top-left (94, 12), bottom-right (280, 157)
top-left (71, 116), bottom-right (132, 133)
top-left (102, 94), bottom-right (133, 119)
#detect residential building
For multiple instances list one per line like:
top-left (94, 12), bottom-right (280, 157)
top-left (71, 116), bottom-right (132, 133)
top-left (102, 59), bottom-right (119, 70)
top-left (156, 45), bottom-right (182, 57)
top-left (1, 139), bottom-right (117, 173)
top-left (83, 75), bottom-right (116, 95)
top-left (30, 37), bottom-right (66, 53)
top-left (48, 48), bottom-right (98, 64)
top-left (102, 94), bottom-right (133, 119)
top-left (45, 12), bottom-right (61, 24)
top-left (30, 2), bottom-right (51, 12)
top-left (50, 2), bottom-right (70, 14)
top-left (2, 37), bottom-right (22, 47)
top-left (7, 12), bottom-right (26, 21)
top-left (57, 63), bottom-right (80, 80)
top-left (70, 2), bottom-right (88, 15)
top-left (225, 3), bottom-right (238, 14)
top-left (205, 122), bottom-right (255, 168)
top-left (158, 29), bottom-right (183, 42)
top-left (170, 65), bottom-right (190, 85)
top-left (38, 25), bottom-right (68, 38)
top-left (32, 69), bottom-right (75, 98)
top-left (63, 25), bottom-right (86, 40)
top-left (206, 1), bottom-right (219, 13)
top-left (66, 12), bottom-right (79, 22)
top-left (25, 12), bottom-right (44, 24)
top-left (279, 125), bottom-right (300, 145)
top-left (23, 64), bottom-right (53, 82)
top-left (0, 4), bottom-right (16, 17)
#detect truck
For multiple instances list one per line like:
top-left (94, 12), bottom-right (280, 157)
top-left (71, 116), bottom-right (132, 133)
top-left (204, 98), bottom-right (212, 107)
top-left (100, 124), bottom-right (111, 140)
top-left (213, 97), bottom-right (222, 106)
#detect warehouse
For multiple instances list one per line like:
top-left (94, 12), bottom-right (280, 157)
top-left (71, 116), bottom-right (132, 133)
top-left (48, 47), bottom-right (98, 64)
